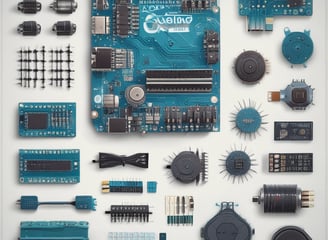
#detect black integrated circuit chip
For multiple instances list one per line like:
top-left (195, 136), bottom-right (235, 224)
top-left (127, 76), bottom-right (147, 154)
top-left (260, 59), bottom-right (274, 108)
top-left (26, 160), bottom-right (72, 172)
top-left (274, 121), bottom-right (313, 141)
top-left (109, 118), bottom-right (126, 132)
top-left (26, 113), bottom-right (48, 130)
top-left (269, 153), bottom-right (313, 173)
top-left (288, 0), bottom-right (305, 7)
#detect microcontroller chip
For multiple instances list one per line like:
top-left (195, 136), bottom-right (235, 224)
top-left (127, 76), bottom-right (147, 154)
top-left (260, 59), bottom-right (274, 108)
top-left (292, 88), bottom-right (307, 103)
top-left (26, 113), bottom-right (48, 130)
top-left (91, 48), bottom-right (112, 69)
top-left (109, 118), bottom-right (126, 132)
top-left (26, 160), bottom-right (72, 171)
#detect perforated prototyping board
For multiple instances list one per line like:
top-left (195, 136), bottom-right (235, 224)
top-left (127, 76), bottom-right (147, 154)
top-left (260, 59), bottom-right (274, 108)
top-left (91, 0), bottom-right (220, 133)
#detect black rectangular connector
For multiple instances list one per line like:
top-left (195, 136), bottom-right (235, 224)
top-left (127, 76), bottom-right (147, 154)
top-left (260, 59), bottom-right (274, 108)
top-left (274, 121), bottom-right (313, 141)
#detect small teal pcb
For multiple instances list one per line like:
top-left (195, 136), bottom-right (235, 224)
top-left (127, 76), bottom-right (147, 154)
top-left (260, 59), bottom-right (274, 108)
top-left (19, 102), bottom-right (76, 137)
top-left (20, 221), bottom-right (89, 240)
top-left (91, 0), bottom-right (220, 133)
top-left (19, 149), bottom-right (80, 184)
top-left (239, 0), bottom-right (313, 31)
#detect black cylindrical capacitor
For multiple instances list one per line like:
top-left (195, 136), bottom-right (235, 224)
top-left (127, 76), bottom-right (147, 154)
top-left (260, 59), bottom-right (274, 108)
top-left (52, 21), bottom-right (76, 35)
top-left (50, 0), bottom-right (78, 14)
top-left (18, 0), bottom-right (42, 13)
top-left (263, 184), bottom-right (298, 212)
top-left (252, 184), bottom-right (314, 213)
top-left (17, 21), bottom-right (41, 36)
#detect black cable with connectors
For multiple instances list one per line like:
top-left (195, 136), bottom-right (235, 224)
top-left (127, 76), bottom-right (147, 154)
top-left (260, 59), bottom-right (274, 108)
top-left (92, 152), bottom-right (149, 168)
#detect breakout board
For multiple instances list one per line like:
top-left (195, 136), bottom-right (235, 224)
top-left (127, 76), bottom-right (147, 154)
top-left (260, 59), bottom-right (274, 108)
top-left (18, 102), bottom-right (76, 137)
top-left (239, 0), bottom-right (312, 31)
top-left (19, 149), bottom-right (80, 184)
top-left (91, 0), bottom-right (220, 133)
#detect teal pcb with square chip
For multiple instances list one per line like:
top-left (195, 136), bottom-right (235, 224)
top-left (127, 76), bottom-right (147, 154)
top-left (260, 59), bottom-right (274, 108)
top-left (91, 0), bottom-right (220, 133)
top-left (19, 102), bottom-right (76, 137)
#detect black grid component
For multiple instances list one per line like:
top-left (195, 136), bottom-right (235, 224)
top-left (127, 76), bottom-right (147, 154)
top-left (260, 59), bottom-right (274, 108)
top-left (49, 45), bottom-right (74, 88)
top-left (18, 47), bottom-right (45, 88)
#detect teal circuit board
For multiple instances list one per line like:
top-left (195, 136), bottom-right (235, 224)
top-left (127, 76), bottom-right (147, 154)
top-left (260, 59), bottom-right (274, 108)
top-left (239, 0), bottom-right (313, 31)
top-left (19, 149), bottom-right (80, 184)
top-left (91, 0), bottom-right (220, 133)
top-left (18, 102), bottom-right (76, 137)
top-left (20, 221), bottom-right (89, 240)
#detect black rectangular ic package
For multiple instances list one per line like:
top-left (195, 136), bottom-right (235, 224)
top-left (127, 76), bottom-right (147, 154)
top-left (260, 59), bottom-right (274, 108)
top-left (269, 153), bottom-right (313, 173)
top-left (274, 121), bottom-right (313, 141)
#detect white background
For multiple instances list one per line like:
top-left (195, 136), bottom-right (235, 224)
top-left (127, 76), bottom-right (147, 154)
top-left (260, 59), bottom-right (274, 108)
top-left (1, 0), bottom-right (328, 239)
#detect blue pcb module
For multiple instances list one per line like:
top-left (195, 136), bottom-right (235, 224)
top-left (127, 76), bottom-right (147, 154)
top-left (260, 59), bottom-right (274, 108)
top-left (19, 102), bottom-right (76, 137)
top-left (91, 0), bottom-right (220, 133)
top-left (19, 149), bottom-right (80, 184)
top-left (239, 0), bottom-right (312, 31)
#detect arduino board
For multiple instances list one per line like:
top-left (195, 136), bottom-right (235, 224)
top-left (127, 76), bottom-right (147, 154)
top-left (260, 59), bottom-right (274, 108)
top-left (91, 0), bottom-right (220, 133)
top-left (19, 149), bottom-right (80, 184)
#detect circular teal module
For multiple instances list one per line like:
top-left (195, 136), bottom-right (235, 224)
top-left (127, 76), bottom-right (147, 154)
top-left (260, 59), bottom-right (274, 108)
top-left (282, 28), bottom-right (313, 65)
top-left (226, 151), bottom-right (251, 176)
top-left (235, 107), bottom-right (262, 134)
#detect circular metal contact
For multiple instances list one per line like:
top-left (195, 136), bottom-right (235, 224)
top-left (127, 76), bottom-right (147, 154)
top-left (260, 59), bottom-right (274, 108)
top-left (91, 111), bottom-right (99, 119)
top-left (125, 85), bottom-right (146, 107)
top-left (235, 50), bottom-right (266, 84)
top-left (170, 151), bottom-right (201, 184)
top-left (272, 226), bottom-right (312, 240)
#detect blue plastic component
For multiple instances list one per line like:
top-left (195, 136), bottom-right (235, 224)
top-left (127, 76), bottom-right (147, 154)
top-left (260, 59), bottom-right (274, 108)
top-left (91, 0), bottom-right (220, 133)
top-left (102, 180), bottom-right (143, 193)
top-left (19, 149), bottom-right (80, 184)
top-left (19, 196), bottom-right (39, 210)
top-left (159, 233), bottom-right (167, 240)
top-left (282, 28), bottom-right (313, 65)
top-left (75, 196), bottom-right (97, 210)
top-left (20, 221), bottom-right (89, 240)
top-left (280, 80), bottom-right (313, 110)
top-left (18, 102), bottom-right (76, 137)
top-left (147, 181), bottom-right (157, 193)
top-left (236, 107), bottom-right (262, 134)
top-left (239, 0), bottom-right (313, 31)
